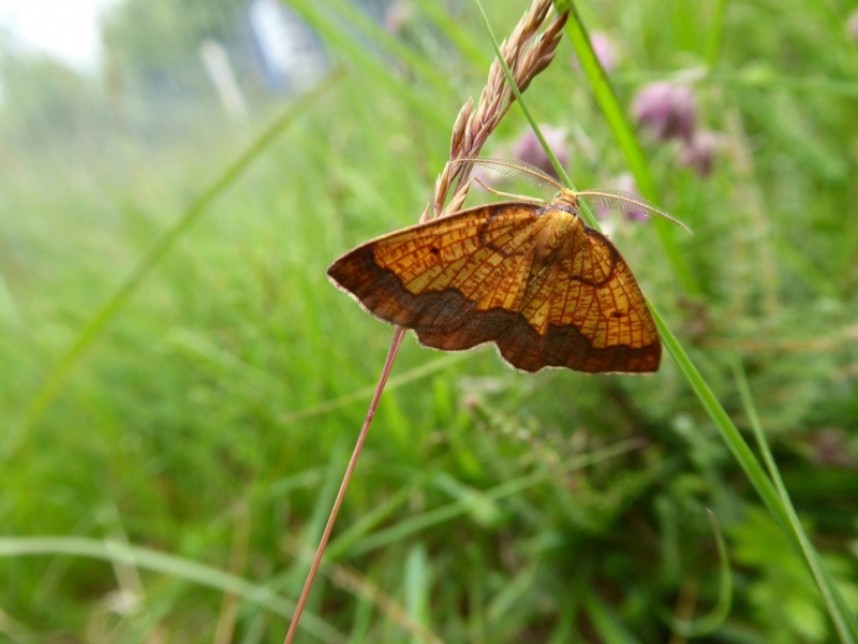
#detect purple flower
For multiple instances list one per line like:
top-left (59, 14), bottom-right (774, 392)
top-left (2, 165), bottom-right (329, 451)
top-left (848, 9), bottom-right (858, 41)
top-left (632, 82), bottom-right (697, 142)
top-left (679, 129), bottom-right (719, 177)
top-left (571, 31), bottom-right (621, 73)
top-left (595, 172), bottom-right (649, 221)
top-left (512, 125), bottom-right (569, 178)
top-left (384, 0), bottom-right (415, 34)
top-left (592, 173), bottom-right (648, 224)
top-left (614, 173), bottom-right (648, 221)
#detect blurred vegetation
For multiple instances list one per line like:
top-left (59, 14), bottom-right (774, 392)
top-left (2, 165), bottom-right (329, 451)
top-left (101, 0), bottom-right (250, 103)
top-left (1, 0), bottom-right (857, 642)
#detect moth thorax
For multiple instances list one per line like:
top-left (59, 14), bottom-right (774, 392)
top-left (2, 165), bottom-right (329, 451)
top-left (533, 209), bottom-right (583, 265)
top-left (552, 189), bottom-right (580, 215)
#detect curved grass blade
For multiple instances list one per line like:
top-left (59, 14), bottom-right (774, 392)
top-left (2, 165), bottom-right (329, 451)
top-left (0, 536), bottom-right (345, 642)
top-left (735, 361), bottom-right (858, 642)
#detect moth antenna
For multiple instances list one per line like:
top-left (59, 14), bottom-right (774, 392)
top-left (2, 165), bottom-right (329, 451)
top-left (578, 190), bottom-right (692, 234)
top-left (454, 157), bottom-right (564, 192)
top-left (450, 158), bottom-right (691, 234)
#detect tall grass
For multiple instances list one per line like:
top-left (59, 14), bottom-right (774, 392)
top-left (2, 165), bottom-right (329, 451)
top-left (2, 1), bottom-right (857, 642)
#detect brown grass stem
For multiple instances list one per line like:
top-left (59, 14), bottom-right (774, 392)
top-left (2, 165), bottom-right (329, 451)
top-left (284, 2), bottom-right (568, 640)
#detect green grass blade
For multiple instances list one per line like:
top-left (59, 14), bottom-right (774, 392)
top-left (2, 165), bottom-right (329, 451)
top-left (734, 361), bottom-right (858, 643)
top-left (280, 353), bottom-right (468, 425)
top-left (480, 1), bottom-right (785, 535)
top-left (651, 309), bottom-right (784, 523)
top-left (561, 4), bottom-right (857, 638)
top-left (473, 3), bottom-right (578, 194)
top-left (561, 1), bottom-right (698, 295)
top-left (653, 309), bottom-right (858, 641)
top-left (704, 0), bottom-right (729, 68)
top-left (287, 0), bottom-right (452, 133)
top-left (585, 593), bottom-right (641, 643)
top-left (0, 536), bottom-right (345, 642)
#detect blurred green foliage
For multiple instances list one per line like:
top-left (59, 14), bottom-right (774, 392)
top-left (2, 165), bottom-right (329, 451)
top-left (1, 0), bottom-right (857, 642)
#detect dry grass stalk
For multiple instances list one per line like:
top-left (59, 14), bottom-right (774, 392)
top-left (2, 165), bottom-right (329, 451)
top-left (431, 0), bottom-right (569, 218)
top-left (285, 3), bottom-right (569, 641)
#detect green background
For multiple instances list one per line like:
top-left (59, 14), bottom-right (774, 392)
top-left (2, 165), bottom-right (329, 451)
top-left (2, 0), bottom-right (857, 641)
